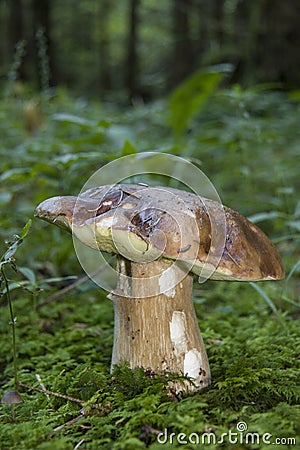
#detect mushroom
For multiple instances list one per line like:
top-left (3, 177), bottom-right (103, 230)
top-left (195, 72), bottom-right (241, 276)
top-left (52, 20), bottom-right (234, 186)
top-left (1, 390), bottom-right (23, 421)
top-left (35, 184), bottom-right (284, 394)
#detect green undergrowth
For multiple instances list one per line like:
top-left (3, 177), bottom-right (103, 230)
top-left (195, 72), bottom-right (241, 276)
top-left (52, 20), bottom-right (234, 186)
top-left (1, 81), bottom-right (300, 448)
top-left (1, 281), bottom-right (299, 449)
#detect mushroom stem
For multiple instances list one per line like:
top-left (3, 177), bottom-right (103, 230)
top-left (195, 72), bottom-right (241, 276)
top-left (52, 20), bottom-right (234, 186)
top-left (108, 258), bottom-right (211, 394)
top-left (11, 404), bottom-right (15, 422)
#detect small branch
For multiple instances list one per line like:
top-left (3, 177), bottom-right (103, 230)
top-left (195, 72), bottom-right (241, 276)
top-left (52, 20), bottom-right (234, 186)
top-left (17, 381), bottom-right (83, 403)
top-left (37, 275), bottom-right (89, 309)
top-left (53, 414), bottom-right (83, 432)
top-left (16, 381), bottom-right (106, 411)
top-left (37, 261), bottom-right (114, 309)
top-left (74, 439), bottom-right (89, 449)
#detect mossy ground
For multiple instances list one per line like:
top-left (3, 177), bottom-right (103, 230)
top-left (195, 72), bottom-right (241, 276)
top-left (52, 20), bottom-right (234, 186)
top-left (1, 281), bottom-right (299, 449)
top-left (0, 84), bottom-right (300, 449)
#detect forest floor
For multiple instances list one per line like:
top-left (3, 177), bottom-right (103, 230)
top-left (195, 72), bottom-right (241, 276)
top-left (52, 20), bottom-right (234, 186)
top-left (0, 80), bottom-right (300, 449)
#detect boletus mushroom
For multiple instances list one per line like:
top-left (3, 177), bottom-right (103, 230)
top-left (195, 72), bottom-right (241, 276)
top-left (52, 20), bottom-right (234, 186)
top-left (35, 184), bottom-right (284, 394)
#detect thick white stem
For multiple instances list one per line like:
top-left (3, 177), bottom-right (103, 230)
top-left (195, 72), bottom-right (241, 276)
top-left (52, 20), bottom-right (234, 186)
top-left (109, 258), bottom-right (211, 394)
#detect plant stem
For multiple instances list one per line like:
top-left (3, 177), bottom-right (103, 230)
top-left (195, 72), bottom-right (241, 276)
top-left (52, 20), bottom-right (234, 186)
top-left (1, 268), bottom-right (18, 388)
top-left (11, 405), bottom-right (15, 422)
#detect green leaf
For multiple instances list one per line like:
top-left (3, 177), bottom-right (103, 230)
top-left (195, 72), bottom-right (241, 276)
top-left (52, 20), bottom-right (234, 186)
top-left (18, 266), bottom-right (36, 284)
top-left (1, 239), bottom-right (20, 263)
top-left (40, 275), bottom-right (77, 284)
top-left (0, 168), bottom-right (29, 182)
top-left (19, 219), bottom-right (32, 240)
top-left (294, 201), bottom-right (300, 218)
top-left (288, 89), bottom-right (300, 101)
top-left (169, 68), bottom-right (224, 135)
top-left (285, 258), bottom-right (300, 283)
top-left (1, 220), bottom-right (32, 263)
top-left (247, 211), bottom-right (282, 224)
top-left (0, 191), bottom-right (13, 205)
top-left (287, 220), bottom-right (300, 232)
top-left (52, 113), bottom-right (95, 127)
top-left (2, 280), bottom-right (31, 293)
top-left (122, 139), bottom-right (137, 156)
top-left (249, 282), bottom-right (279, 316)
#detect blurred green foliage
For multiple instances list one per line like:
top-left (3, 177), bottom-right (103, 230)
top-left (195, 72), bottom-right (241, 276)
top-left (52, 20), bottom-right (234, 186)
top-left (0, 78), bottom-right (300, 448)
top-left (169, 67), bottom-right (226, 135)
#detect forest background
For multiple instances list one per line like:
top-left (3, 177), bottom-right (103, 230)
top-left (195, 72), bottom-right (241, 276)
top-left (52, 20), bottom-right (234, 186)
top-left (2, 0), bottom-right (300, 100)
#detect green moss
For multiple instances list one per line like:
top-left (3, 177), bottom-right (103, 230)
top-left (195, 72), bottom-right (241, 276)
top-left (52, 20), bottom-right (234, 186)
top-left (0, 87), bottom-right (299, 449)
top-left (1, 283), bottom-right (299, 449)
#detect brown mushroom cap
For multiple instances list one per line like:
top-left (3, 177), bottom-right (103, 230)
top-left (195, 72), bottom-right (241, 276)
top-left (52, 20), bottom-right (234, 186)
top-left (1, 390), bottom-right (23, 404)
top-left (35, 184), bottom-right (284, 281)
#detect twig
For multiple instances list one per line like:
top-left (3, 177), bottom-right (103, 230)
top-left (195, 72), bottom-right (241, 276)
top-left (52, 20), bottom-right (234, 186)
top-left (74, 439), bottom-right (90, 449)
top-left (37, 259), bottom-right (114, 309)
top-left (53, 414), bottom-right (83, 432)
top-left (17, 381), bottom-right (83, 404)
top-left (37, 274), bottom-right (89, 309)
top-left (16, 381), bottom-right (105, 411)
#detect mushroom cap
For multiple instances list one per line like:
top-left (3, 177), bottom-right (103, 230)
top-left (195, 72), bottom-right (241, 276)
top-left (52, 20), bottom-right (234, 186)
top-left (35, 184), bottom-right (284, 281)
top-left (1, 390), bottom-right (23, 404)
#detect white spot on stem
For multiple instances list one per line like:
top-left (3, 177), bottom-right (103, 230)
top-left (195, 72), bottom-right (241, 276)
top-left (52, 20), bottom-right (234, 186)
top-left (184, 349), bottom-right (202, 379)
top-left (159, 267), bottom-right (176, 298)
top-left (169, 311), bottom-right (187, 355)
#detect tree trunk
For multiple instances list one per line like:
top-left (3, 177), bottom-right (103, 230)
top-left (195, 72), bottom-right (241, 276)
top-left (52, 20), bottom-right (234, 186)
top-left (126, 0), bottom-right (140, 102)
top-left (169, 0), bottom-right (193, 89)
top-left (211, 0), bottom-right (224, 46)
top-left (109, 258), bottom-right (211, 395)
top-left (8, 0), bottom-right (25, 80)
top-left (256, 0), bottom-right (300, 88)
top-left (98, 0), bottom-right (113, 93)
top-left (32, 0), bottom-right (56, 88)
